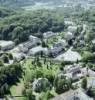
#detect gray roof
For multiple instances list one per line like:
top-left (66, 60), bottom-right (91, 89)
top-left (52, 89), bottom-right (93, 100)
top-left (28, 46), bottom-right (48, 55)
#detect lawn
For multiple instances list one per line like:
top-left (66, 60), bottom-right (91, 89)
top-left (10, 79), bottom-right (25, 100)
top-left (9, 57), bottom-right (61, 100)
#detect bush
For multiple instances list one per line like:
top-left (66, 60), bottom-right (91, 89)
top-left (54, 74), bottom-right (72, 94)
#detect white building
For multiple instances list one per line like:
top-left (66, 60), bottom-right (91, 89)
top-left (92, 39), bottom-right (95, 44)
top-left (64, 32), bottom-right (74, 41)
top-left (0, 40), bottom-right (15, 51)
top-left (64, 21), bottom-right (75, 26)
top-left (52, 88), bottom-right (93, 100)
top-left (43, 31), bottom-right (59, 39)
top-left (29, 35), bottom-right (41, 43)
top-left (63, 49), bottom-right (81, 62)
top-left (64, 64), bottom-right (84, 81)
top-left (55, 49), bottom-right (81, 62)
top-left (28, 46), bottom-right (48, 56)
top-left (12, 52), bottom-right (26, 61)
top-left (18, 44), bottom-right (29, 53)
top-left (68, 26), bottom-right (78, 34)
top-left (59, 39), bottom-right (68, 47)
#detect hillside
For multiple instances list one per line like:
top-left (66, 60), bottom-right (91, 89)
top-left (0, 7), bottom-right (16, 18)
top-left (0, 9), bottom-right (65, 44)
top-left (0, 0), bottom-right (95, 8)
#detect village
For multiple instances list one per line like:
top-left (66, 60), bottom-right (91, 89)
top-left (0, 19), bottom-right (95, 100)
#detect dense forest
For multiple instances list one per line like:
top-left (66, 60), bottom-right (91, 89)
top-left (0, 8), bottom-right (65, 44)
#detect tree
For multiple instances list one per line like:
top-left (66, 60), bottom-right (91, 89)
top-left (81, 77), bottom-right (87, 90)
top-left (3, 54), bottom-right (9, 63)
top-left (54, 74), bottom-right (72, 94)
top-left (0, 60), bottom-right (4, 66)
top-left (23, 88), bottom-right (35, 100)
top-left (0, 62), bottom-right (23, 97)
top-left (87, 87), bottom-right (95, 98)
top-left (8, 53), bottom-right (13, 60)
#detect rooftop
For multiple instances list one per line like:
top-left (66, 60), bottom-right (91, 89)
top-left (0, 40), bottom-right (14, 47)
top-left (52, 89), bottom-right (93, 100)
top-left (55, 48), bottom-right (81, 62)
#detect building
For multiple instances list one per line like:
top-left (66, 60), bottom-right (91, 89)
top-left (0, 40), bottom-right (15, 51)
top-left (48, 45), bottom-right (64, 58)
top-left (28, 46), bottom-right (48, 56)
top-left (29, 35), bottom-right (41, 43)
top-left (43, 31), bottom-right (59, 39)
top-left (68, 26), bottom-right (78, 34)
top-left (51, 89), bottom-right (93, 100)
top-left (92, 39), bottom-right (95, 44)
top-left (20, 35), bottom-right (41, 50)
top-left (55, 49), bottom-right (81, 62)
top-left (64, 21), bottom-right (75, 26)
top-left (12, 53), bottom-right (26, 61)
top-left (23, 41), bottom-right (38, 49)
top-left (53, 39), bottom-right (68, 48)
top-left (64, 32), bottom-right (74, 41)
top-left (63, 49), bottom-right (81, 62)
top-left (64, 64), bottom-right (84, 81)
top-left (18, 44), bottom-right (29, 53)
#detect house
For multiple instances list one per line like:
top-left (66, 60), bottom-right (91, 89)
top-left (64, 32), bottom-right (74, 41)
top-left (23, 41), bottom-right (37, 49)
top-left (53, 39), bottom-right (68, 48)
top-left (92, 39), bottom-right (95, 44)
top-left (48, 45), bottom-right (64, 58)
top-left (51, 88), bottom-right (93, 100)
top-left (28, 46), bottom-right (48, 56)
top-left (64, 64), bottom-right (84, 81)
top-left (68, 26), bottom-right (78, 34)
top-left (43, 31), bottom-right (59, 39)
top-left (12, 53), bottom-right (26, 61)
top-left (64, 21), bottom-right (75, 26)
top-left (0, 40), bottom-right (15, 51)
top-left (18, 44), bottom-right (29, 53)
top-left (63, 49), bottom-right (81, 62)
top-left (29, 35), bottom-right (41, 43)
top-left (55, 49), bottom-right (81, 62)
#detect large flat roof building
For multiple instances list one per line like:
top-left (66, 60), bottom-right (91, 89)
top-left (0, 40), bottom-right (15, 51)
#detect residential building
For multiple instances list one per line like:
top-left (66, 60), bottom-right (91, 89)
top-left (43, 31), bottom-right (59, 39)
top-left (64, 21), bottom-right (75, 26)
top-left (53, 39), bottom-right (68, 48)
top-left (18, 44), bottom-right (29, 53)
top-left (0, 40), bottom-right (15, 51)
top-left (28, 46), bottom-right (48, 56)
top-left (52, 88), bottom-right (93, 100)
top-left (64, 64), bottom-right (84, 81)
top-left (55, 49), bottom-right (81, 62)
top-left (64, 32), bottom-right (74, 41)
top-left (48, 44), bottom-right (65, 58)
top-left (12, 53), bottom-right (26, 61)
top-left (29, 35), bottom-right (41, 43)
top-left (68, 26), bottom-right (78, 34)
